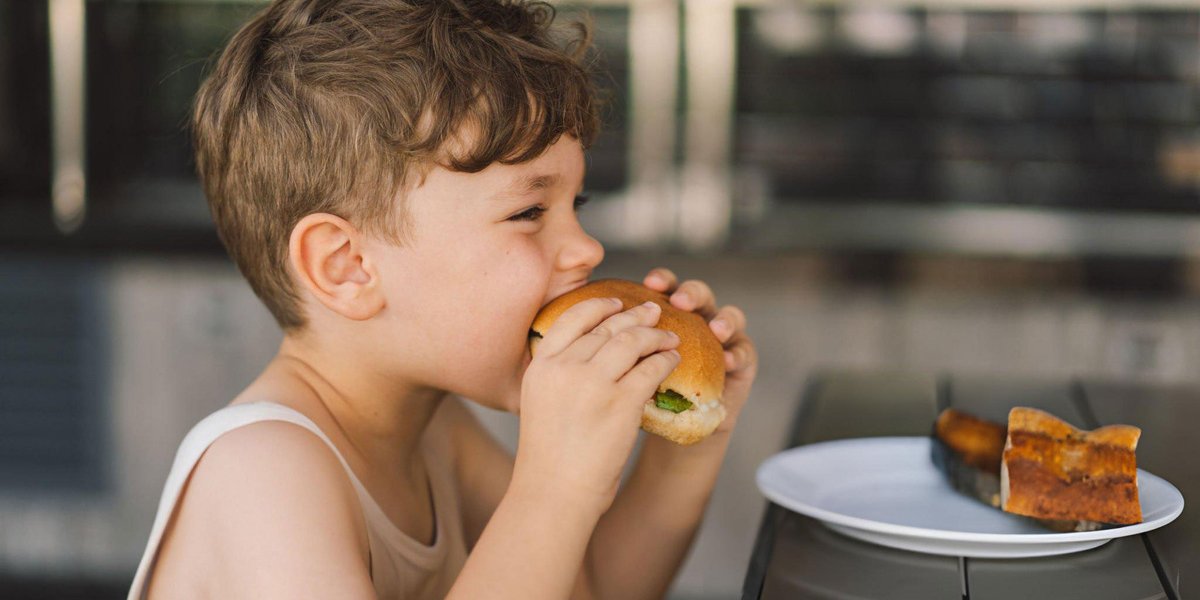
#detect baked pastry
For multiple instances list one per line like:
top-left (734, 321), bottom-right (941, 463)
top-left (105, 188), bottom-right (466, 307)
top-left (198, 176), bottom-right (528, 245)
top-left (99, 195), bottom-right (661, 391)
top-left (529, 279), bottom-right (726, 445)
top-left (1001, 407), bottom-right (1142, 528)
top-left (932, 406), bottom-right (1143, 532)
top-left (931, 408), bottom-right (1007, 508)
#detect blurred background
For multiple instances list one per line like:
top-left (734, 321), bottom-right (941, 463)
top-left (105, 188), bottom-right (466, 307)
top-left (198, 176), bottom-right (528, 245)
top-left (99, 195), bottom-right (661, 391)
top-left (5, 0), bottom-right (1200, 597)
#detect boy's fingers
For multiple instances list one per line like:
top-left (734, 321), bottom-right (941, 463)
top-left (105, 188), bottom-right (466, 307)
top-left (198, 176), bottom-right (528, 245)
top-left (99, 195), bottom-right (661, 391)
top-left (618, 349), bottom-right (681, 397)
top-left (710, 305), bottom-right (746, 343)
top-left (563, 301), bottom-right (663, 360)
top-left (644, 268), bottom-right (678, 293)
top-left (590, 325), bottom-right (679, 381)
top-left (670, 279), bottom-right (717, 318)
top-left (724, 334), bottom-right (758, 373)
top-left (535, 297), bottom-right (625, 356)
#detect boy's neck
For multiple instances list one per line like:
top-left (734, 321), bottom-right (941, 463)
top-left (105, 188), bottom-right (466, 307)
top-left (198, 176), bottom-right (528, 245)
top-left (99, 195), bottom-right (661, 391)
top-left (270, 334), bottom-right (447, 474)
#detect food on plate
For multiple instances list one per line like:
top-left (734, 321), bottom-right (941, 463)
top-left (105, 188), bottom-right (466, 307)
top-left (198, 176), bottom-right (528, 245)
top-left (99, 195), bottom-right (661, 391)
top-left (1001, 407), bottom-right (1142, 528)
top-left (932, 406), bottom-right (1143, 532)
top-left (530, 279), bottom-right (725, 445)
top-left (931, 408), bottom-right (1007, 508)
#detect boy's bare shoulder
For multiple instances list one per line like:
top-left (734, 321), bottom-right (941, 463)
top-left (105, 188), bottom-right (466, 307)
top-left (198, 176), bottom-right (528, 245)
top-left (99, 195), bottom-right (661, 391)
top-left (150, 420), bottom-right (374, 599)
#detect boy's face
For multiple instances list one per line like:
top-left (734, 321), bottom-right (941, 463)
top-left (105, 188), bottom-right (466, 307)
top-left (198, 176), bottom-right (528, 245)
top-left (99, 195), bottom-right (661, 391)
top-left (366, 136), bottom-right (604, 413)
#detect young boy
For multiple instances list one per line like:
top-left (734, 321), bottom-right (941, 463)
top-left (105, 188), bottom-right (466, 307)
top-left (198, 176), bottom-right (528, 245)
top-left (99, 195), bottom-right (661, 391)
top-left (128, 1), bottom-right (757, 598)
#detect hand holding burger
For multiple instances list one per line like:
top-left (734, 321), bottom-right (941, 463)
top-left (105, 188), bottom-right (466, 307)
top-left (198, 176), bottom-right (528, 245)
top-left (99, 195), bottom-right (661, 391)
top-left (640, 268), bottom-right (756, 437)
top-left (530, 278), bottom-right (737, 445)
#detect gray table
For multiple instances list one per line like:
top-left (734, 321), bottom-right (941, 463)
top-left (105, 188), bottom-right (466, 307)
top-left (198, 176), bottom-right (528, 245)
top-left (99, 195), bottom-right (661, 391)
top-left (742, 371), bottom-right (1195, 599)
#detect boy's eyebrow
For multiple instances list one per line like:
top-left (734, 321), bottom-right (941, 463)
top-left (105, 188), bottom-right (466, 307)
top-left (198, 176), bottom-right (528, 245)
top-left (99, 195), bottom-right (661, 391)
top-left (497, 173), bottom-right (561, 199)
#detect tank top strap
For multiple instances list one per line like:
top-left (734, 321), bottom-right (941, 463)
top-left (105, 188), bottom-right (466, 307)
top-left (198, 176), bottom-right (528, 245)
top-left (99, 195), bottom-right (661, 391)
top-left (127, 401), bottom-right (368, 600)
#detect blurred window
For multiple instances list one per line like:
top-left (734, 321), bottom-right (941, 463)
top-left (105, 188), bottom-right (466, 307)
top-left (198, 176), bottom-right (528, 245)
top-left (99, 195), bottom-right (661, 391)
top-left (734, 6), bottom-right (1200, 214)
top-left (0, 261), bottom-right (107, 493)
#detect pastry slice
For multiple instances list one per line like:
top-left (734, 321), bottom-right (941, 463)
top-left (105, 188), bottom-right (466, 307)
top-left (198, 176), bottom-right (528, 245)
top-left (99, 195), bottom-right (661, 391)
top-left (1001, 407), bottom-right (1142, 529)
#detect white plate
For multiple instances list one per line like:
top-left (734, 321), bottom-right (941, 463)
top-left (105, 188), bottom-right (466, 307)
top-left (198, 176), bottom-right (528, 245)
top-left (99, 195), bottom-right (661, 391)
top-left (756, 436), bottom-right (1185, 558)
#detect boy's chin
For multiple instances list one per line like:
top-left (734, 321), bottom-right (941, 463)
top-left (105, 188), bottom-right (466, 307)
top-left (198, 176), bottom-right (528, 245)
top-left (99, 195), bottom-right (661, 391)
top-left (468, 339), bottom-right (534, 414)
top-left (490, 383), bottom-right (523, 415)
top-left (462, 347), bottom-right (529, 415)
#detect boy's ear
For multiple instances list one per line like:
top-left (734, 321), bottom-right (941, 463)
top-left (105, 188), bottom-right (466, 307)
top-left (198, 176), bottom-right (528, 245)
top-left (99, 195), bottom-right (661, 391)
top-left (288, 213), bottom-right (385, 322)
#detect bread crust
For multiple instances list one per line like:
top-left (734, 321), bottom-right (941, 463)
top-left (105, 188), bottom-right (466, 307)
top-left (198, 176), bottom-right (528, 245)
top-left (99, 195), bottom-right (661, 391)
top-left (530, 279), bottom-right (726, 444)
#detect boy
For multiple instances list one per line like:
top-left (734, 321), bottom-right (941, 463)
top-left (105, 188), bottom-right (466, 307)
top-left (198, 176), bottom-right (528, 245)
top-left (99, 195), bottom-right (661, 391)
top-left (128, 0), bottom-right (757, 598)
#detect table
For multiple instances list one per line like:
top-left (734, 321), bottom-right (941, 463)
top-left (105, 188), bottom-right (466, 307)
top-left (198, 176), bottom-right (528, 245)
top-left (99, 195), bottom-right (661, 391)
top-left (741, 371), bottom-right (1196, 599)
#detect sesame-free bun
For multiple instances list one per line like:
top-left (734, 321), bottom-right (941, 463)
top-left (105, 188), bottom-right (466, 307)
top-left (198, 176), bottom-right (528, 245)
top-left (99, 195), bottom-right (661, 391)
top-left (530, 279), bottom-right (726, 445)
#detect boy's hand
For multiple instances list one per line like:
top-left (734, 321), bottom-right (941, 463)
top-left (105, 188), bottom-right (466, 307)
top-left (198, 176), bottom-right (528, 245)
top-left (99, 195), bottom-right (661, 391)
top-left (514, 297), bottom-right (681, 514)
top-left (643, 268), bottom-right (758, 433)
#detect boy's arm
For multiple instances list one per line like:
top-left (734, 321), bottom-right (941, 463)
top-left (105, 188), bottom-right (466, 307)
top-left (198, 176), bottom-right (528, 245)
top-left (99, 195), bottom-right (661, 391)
top-left (581, 269), bottom-right (758, 600)
top-left (582, 431), bottom-right (732, 600)
top-left (450, 284), bottom-right (753, 599)
top-left (447, 462), bottom-right (607, 599)
top-left (446, 297), bottom-right (686, 597)
top-left (449, 397), bottom-right (730, 600)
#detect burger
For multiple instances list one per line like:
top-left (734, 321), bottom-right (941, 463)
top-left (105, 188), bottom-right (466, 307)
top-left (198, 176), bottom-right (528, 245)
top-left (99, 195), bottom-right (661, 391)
top-left (529, 279), bottom-right (726, 445)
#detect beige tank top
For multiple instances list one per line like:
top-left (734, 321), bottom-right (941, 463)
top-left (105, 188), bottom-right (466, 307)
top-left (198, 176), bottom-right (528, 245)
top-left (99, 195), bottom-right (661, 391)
top-left (127, 401), bottom-right (468, 599)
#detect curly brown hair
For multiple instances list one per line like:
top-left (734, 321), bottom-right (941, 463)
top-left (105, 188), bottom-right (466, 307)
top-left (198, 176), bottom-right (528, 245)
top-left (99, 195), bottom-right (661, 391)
top-left (192, 0), bottom-right (600, 330)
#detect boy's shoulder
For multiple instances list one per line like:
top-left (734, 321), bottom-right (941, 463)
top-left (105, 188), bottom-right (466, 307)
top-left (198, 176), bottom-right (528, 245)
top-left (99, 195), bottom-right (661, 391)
top-left (151, 419), bottom-right (373, 597)
top-left (192, 419), bottom-right (368, 540)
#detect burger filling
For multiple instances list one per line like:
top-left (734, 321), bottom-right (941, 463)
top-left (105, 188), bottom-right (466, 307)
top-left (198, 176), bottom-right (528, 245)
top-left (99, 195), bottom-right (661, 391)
top-left (654, 389), bottom-right (693, 413)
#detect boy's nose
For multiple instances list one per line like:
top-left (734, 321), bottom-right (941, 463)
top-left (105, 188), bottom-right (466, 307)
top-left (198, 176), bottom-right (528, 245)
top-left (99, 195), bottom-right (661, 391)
top-left (557, 222), bottom-right (605, 272)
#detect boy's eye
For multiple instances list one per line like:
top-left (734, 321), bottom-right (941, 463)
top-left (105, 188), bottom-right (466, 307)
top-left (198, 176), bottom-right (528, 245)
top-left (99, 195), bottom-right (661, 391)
top-left (509, 206), bottom-right (546, 222)
top-left (508, 194), bottom-right (591, 222)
